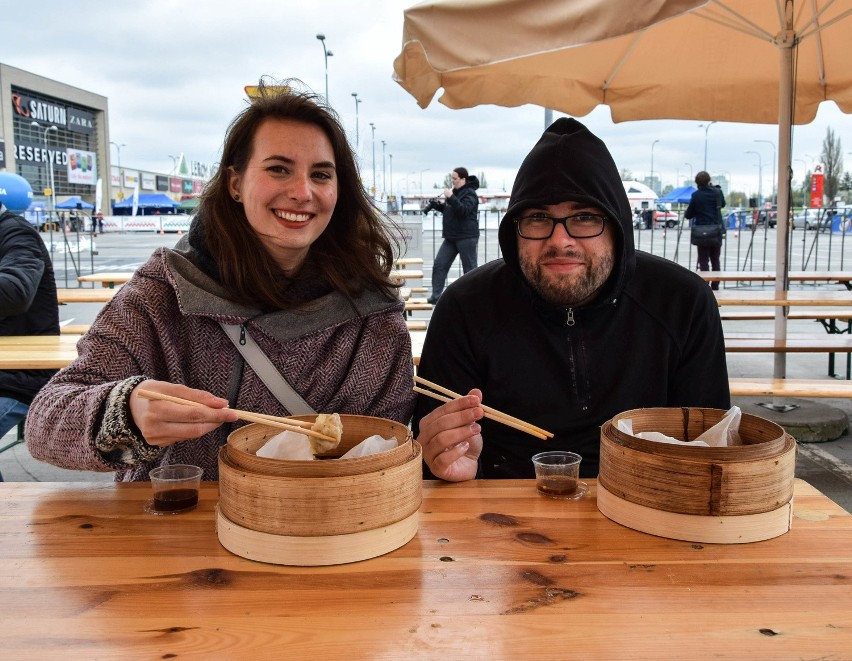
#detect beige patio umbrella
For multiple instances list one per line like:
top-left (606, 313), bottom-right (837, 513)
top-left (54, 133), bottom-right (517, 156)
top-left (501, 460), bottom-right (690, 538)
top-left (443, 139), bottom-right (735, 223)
top-left (394, 0), bottom-right (852, 385)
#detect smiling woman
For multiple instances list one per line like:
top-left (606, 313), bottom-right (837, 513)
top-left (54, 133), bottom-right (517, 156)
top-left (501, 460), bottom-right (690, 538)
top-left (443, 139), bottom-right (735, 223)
top-left (25, 81), bottom-right (416, 483)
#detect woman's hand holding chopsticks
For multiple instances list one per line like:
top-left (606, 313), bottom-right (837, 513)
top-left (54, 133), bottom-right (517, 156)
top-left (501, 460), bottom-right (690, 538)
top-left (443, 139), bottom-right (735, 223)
top-left (416, 388), bottom-right (484, 482)
top-left (129, 380), bottom-right (239, 448)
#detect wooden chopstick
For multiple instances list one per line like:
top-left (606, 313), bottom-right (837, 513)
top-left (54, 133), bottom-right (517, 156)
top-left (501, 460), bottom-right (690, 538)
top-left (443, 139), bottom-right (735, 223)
top-left (414, 376), bottom-right (553, 437)
top-left (412, 381), bottom-right (552, 441)
top-left (137, 389), bottom-right (335, 443)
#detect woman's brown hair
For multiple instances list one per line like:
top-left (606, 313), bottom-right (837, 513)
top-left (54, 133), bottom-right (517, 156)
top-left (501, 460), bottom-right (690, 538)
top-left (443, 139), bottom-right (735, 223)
top-left (199, 79), bottom-right (400, 308)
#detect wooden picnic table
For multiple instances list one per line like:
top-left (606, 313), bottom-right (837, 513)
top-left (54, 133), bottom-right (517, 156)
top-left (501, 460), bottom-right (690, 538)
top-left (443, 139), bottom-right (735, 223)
top-left (390, 268), bottom-right (424, 281)
top-left (701, 270), bottom-right (852, 286)
top-left (0, 335), bottom-right (80, 370)
top-left (715, 289), bottom-right (852, 306)
top-left (0, 479), bottom-right (849, 659)
top-left (77, 271), bottom-right (135, 288)
top-left (56, 288), bottom-right (117, 304)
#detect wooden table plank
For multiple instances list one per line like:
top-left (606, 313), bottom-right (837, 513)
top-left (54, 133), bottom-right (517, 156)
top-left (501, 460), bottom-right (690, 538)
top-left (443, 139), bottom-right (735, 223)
top-left (0, 480), bottom-right (848, 659)
top-left (77, 272), bottom-right (134, 288)
top-left (57, 288), bottom-right (117, 304)
top-left (701, 270), bottom-right (852, 284)
top-left (715, 290), bottom-right (852, 306)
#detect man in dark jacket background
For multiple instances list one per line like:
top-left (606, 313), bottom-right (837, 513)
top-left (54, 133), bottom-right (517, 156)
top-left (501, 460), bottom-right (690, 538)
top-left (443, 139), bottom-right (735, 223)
top-left (685, 171), bottom-right (726, 290)
top-left (0, 202), bottom-right (59, 480)
top-left (424, 167), bottom-right (480, 304)
top-left (414, 119), bottom-right (730, 481)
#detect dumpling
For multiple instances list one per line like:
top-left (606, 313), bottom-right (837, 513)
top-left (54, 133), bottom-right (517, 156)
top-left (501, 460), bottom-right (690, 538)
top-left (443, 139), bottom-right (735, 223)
top-left (310, 413), bottom-right (343, 454)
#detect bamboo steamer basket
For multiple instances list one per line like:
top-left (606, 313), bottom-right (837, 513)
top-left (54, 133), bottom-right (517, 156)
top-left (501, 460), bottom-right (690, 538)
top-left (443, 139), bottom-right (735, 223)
top-left (217, 416), bottom-right (422, 566)
top-left (597, 407), bottom-right (796, 544)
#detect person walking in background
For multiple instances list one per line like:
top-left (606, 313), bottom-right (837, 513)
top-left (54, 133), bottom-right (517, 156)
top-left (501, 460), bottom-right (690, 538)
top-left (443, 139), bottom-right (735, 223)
top-left (95, 211), bottom-right (104, 235)
top-left (423, 167), bottom-right (480, 304)
top-left (0, 200), bottom-right (59, 481)
top-left (685, 171), bottom-right (726, 290)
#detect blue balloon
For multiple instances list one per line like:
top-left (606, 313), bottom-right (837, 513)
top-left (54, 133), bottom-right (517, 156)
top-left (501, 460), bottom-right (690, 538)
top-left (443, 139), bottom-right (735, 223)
top-left (0, 172), bottom-right (34, 213)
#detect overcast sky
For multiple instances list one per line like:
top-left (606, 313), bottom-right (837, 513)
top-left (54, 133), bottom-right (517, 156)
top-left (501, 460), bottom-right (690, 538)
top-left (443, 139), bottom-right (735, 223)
top-left (4, 0), bottom-right (849, 199)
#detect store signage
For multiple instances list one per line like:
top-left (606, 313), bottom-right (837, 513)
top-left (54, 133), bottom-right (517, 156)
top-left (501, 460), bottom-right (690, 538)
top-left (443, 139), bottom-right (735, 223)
top-left (141, 173), bottom-right (155, 190)
top-left (169, 177), bottom-right (182, 193)
top-left (67, 148), bottom-right (97, 185)
top-left (156, 175), bottom-right (169, 191)
top-left (182, 179), bottom-right (193, 194)
top-left (14, 141), bottom-right (67, 166)
top-left (0, 141), bottom-right (5, 167)
top-left (67, 108), bottom-right (94, 134)
top-left (12, 93), bottom-right (67, 126)
top-left (810, 165), bottom-right (824, 208)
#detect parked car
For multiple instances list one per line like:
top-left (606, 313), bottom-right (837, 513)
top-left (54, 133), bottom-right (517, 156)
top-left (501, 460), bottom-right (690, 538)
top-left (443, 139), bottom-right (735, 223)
top-left (748, 206), bottom-right (777, 228)
top-left (792, 208), bottom-right (831, 231)
top-left (654, 204), bottom-right (680, 228)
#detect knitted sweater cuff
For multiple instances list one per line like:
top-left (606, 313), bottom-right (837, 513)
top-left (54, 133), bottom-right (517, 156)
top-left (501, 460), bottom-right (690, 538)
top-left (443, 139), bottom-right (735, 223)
top-left (95, 375), bottom-right (161, 465)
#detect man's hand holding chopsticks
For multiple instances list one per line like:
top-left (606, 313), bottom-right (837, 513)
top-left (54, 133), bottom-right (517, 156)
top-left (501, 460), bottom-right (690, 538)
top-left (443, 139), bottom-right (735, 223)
top-left (417, 388), bottom-right (484, 481)
top-left (129, 380), bottom-right (239, 448)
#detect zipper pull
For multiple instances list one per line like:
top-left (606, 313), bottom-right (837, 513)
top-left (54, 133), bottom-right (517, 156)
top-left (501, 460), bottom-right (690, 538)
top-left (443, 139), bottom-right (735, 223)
top-left (566, 308), bottom-right (575, 327)
top-left (239, 324), bottom-right (247, 346)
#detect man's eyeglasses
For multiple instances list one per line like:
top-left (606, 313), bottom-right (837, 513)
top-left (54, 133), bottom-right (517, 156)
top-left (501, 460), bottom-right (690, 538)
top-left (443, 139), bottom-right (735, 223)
top-left (515, 213), bottom-right (607, 240)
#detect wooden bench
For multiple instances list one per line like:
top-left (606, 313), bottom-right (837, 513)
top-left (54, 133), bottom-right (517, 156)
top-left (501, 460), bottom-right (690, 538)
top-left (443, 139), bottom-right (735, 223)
top-left (406, 320), bottom-right (428, 331)
top-left (729, 377), bottom-right (852, 398)
top-left (59, 325), bottom-right (90, 334)
top-left (57, 288), bottom-right (116, 304)
top-left (77, 272), bottom-right (134, 288)
top-left (390, 269), bottom-right (424, 282)
top-left (393, 257), bottom-right (424, 268)
top-left (725, 333), bottom-right (852, 379)
top-left (0, 336), bottom-right (80, 370)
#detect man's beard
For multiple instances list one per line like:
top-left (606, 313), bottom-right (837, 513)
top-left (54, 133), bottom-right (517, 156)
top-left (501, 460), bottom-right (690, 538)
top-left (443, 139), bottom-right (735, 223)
top-left (519, 248), bottom-right (614, 307)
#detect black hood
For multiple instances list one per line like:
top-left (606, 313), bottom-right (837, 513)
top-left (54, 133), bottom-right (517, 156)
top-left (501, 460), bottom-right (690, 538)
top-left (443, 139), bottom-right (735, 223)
top-left (463, 174), bottom-right (480, 191)
top-left (498, 118), bottom-right (635, 303)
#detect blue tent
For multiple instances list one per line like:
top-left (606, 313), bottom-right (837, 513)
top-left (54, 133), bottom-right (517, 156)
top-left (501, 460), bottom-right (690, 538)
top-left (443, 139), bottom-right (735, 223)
top-left (113, 193), bottom-right (178, 210)
top-left (657, 186), bottom-right (696, 204)
top-left (56, 196), bottom-right (94, 210)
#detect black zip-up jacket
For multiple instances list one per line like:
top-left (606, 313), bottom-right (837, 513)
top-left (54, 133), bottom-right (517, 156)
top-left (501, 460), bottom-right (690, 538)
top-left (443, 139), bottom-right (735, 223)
top-left (0, 208), bottom-right (59, 403)
top-left (414, 119), bottom-right (730, 479)
top-left (431, 176), bottom-right (480, 240)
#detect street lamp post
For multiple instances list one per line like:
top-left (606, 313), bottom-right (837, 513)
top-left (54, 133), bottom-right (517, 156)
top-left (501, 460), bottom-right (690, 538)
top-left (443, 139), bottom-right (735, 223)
top-left (699, 121), bottom-right (716, 171)
top-left (110, 141), bottom-right (126, 202)
top-left (755, 139), bottom-right (776, 204)
top-left (316, 34), bottom-right (333, 102)
top-left (31, 121), bottom-right (58, 222)
top-left (388, 154), bottom-right (393, 200)
top-left (351, 93), bottom-right (360, 149)
top-left (381, 140), bottom-right (386, 197)
top-left (650, 139), bottom-right (660, 195)
top-left (745, 150), bottom-right (763, 206)
top-left (168, 154), bottom-right (179, 175)
top-left (684, 162), bottom-right (694, 183)
top-left (420, 168), bottom-right (430, 196)
top-left (369, 122), bottom-right (376, 196)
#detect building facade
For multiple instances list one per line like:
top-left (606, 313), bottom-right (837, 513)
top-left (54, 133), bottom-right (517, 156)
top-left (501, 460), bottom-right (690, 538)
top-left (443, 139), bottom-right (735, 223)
top-left (0, 63), bottom-right (110, 211)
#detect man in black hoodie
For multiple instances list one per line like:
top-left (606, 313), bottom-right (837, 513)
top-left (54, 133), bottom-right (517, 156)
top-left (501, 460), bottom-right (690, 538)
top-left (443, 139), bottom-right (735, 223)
top-left (0, 202), bottom-right (59, 480)
top-left (414, 119), bottom-right (730, 481)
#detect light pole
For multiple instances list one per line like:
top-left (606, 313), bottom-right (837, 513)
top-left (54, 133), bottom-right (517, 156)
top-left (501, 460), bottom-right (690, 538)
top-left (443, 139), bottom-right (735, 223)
top-left (316, 34), bottom-right (333, 102)
top-left (684, 162), bottom-right (694, 183)
top-left (168, 154), bottom-right (179, 174)
top-left (110, 141), bottom-right (126, 201)
top-left (755, 139), bottom-right (776, 204)
top-left (388, 154), bottom-right (393, 200)
top-left (351, 93), bottom-right (361, 149)
top-left (650, 139), bottom-right (660, 195)
top-left (31, 121), bottom-right (58, 222)
top-left (699, 121), bottom-right (716, 171)
top-left (381, 140), bottom-right (386, 197)
top-left (369, 122), bottom-right (376, 196)
top-left (745, 150), bottom-right (763, 206)
top-left (420, 168), bottom-right (430, 195)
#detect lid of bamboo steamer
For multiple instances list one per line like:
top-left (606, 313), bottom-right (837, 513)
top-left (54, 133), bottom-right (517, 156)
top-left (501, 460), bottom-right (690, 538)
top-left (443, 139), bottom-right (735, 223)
top-left (217, 415), bottom-right (422, 565)
top-left (596, 407), bottom-right (796, 544)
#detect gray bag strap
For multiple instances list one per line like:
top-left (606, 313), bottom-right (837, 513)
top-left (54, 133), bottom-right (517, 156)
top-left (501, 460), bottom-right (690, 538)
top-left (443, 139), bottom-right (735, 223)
top-left (219, 322), bottom-right (316, 415)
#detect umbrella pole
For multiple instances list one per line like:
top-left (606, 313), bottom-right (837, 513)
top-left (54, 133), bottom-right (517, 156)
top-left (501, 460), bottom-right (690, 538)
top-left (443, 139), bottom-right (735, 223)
top-left (765, 17), bottom-right (796, 413)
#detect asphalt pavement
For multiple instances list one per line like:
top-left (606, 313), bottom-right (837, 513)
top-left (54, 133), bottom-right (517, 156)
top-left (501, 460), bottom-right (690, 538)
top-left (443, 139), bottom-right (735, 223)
top-left (2, 227), bottom-right (850, 513)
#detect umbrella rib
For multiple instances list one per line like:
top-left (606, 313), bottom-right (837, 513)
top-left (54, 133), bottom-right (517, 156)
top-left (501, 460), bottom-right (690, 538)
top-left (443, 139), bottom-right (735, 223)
top-left (601, 32), bottom-right (644, 92)
top-left (699, 1), bottom-right (777, 41)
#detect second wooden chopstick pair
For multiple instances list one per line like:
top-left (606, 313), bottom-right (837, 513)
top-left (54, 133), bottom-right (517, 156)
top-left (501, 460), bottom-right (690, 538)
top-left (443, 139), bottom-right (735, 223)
top-left (413, 376), bottom-right (553, 440)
